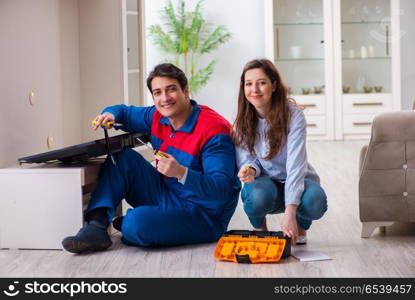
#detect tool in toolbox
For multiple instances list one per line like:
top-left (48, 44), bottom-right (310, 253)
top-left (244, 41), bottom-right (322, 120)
top-left (91, 121), bottom-right (123, 165)
top-left (214, 230), bottom-right (291, 264)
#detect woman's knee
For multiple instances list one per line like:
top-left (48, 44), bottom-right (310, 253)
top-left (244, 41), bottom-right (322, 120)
top-left (300, 180), bottom-right (327, 220)
top-left (242, 177), bottom-right (278, 216)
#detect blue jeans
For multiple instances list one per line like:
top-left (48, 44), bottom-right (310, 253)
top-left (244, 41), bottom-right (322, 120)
top-left (86, 149), bottom-right (232, 247)
top-left (241, 176), bottom-right (327, 230)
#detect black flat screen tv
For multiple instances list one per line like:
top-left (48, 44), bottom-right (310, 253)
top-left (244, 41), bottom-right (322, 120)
top-left (18, 132), bottom-right (150, 164)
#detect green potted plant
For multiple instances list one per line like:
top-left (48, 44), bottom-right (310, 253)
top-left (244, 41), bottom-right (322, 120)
top-left (149, 0), bottom-right (231, 95)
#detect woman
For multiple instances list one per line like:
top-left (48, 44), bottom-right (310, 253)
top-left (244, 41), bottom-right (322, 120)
top-left (232, 59), bottom-right (327, 245)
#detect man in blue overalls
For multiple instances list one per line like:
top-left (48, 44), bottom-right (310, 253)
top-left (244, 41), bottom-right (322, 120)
top-left (62, 63), bottom-right (241, 253)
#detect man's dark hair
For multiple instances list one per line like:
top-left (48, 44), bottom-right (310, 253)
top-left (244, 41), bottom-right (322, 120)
top-left (146, 63), bottom-right (188, 92)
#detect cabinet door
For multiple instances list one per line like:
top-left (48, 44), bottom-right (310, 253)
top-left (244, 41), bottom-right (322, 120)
top-left (340, 0), bottom-right (392, 94)
top-left (333, 0), bottom-right (401, 139)
top-left (265, 0), bottom-right (335, 140)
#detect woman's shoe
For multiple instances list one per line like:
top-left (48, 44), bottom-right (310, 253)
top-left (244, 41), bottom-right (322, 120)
top-left (296, 235), bottom-right (307, 245)
top-left (297, 226), bottom-right (307, 245)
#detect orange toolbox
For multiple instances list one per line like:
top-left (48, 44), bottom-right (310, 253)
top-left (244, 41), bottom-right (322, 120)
top-left (214, 230), bottom-right (291, 264)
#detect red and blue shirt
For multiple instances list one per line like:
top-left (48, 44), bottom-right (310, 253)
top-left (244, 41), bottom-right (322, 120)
top-left (103, 100), bottom-right (241, 218)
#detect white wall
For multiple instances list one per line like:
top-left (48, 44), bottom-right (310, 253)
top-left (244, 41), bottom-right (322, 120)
top-left (60, 0), bottom-right (82, 147)
top-left (79, 0), bottom-right (124, 142)
top-left (144, 0), bottom-right (265, 122)
top-left (400, 0), bottom-right (415, 110)
top-left (0, 0), bottom-right (81, 168)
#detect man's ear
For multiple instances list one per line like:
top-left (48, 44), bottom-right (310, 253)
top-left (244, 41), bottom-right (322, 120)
top-left (184, 86), bottom-right (190, 99)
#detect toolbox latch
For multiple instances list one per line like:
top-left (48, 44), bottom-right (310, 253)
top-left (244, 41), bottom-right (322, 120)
top-left (235, 254), bottom-right (252, 264)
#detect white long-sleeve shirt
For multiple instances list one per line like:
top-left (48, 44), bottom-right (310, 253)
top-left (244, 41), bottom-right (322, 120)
top-left (235, 105), bottom-right (320, 206)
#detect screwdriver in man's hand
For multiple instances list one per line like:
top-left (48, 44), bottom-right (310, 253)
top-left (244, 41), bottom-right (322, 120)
top-left (135, 136), bottom-right (168, 158)
top-left (91, 121), bottom-right (123, 129)
top-left (91, 121), bottom-right (118, 165)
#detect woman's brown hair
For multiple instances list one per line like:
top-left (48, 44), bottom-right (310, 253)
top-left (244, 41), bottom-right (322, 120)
top-left (233, 58), bottom-right (293, 160)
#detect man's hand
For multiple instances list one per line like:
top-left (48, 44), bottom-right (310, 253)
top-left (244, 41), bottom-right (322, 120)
top-left (154, 152), bottom-right (186, 179)
top-left (91, 112), bottom-right (115, 130)
top-left (238, 166), bottom-right (256, 184)
top-left (282, 204), bottom-right (299, 245)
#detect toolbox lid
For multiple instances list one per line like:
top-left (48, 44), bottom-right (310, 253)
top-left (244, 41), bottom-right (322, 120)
top-left (214, 233), bottom-right (287, 264)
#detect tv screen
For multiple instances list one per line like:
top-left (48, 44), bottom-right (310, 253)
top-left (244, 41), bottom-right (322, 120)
top-left (18, 132), bottom-right (150, 164)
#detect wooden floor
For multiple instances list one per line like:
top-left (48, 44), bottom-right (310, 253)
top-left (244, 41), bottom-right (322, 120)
top-left (1, 141), bottom-right (415, 277)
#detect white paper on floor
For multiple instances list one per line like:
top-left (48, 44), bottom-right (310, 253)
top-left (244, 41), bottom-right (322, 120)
top-left (291, 249), bottom-right (332, 262)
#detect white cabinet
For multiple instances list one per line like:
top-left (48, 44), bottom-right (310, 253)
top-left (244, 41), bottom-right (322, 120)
top-left (265, 0), bottom-right (401, 140)
top-left (0, 162), bottom-right (103, 249)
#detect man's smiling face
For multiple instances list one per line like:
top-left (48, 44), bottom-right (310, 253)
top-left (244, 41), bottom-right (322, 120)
top-left (150, 76), bottom-right (190, 119)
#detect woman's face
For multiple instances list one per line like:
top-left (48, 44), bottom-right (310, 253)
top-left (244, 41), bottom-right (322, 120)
top-left (244, 68), bottom-right (276, 116)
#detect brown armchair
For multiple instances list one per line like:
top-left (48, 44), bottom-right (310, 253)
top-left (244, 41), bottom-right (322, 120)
top-left (359, 111), bottom-right (415, 237)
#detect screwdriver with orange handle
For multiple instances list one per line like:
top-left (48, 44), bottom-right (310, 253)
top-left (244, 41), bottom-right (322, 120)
top-left (90, 121), bottom-right (122, 165)
top-left (135, 135), bottom-right (168, 158)
top-left (91, 121), bottom-right (123, 128)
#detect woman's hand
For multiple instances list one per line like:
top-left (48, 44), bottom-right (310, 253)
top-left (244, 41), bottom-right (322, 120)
top-left (238, 166), bottom-right (256, 184)
top-left (91, 112), bottom-right (115, 130)
top-left (281, 204), bottom-right (299, 245)
top-left (154, 152), bottom-right (186, 179)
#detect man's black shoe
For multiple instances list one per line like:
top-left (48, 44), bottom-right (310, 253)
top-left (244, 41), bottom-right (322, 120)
top-left (62, 221), bottom-right (112, 254)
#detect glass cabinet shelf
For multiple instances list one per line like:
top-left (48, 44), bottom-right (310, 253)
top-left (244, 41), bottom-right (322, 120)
top-left (275, 58), bottom-right (324, 62)
top-left (341, 20), bottom-right (391, 25)
top-left (274, 22), bottom-right (323, 26)
top-left (342, 56), bottom-right (391, 60)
